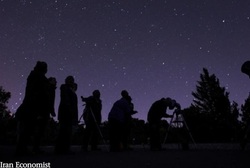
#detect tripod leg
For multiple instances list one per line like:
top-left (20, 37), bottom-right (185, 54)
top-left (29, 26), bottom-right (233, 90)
top-left (89, 107), bottom-right (109, 151)
top-left (162, 115), bottom-right (174, 145)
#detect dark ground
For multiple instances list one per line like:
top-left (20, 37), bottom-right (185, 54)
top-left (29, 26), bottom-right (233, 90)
top-left (0, 144), bottom-right (250, 168)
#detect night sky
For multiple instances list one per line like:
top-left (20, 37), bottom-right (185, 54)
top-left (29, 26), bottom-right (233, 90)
top-left (1, 0), bottom-right (250, 121)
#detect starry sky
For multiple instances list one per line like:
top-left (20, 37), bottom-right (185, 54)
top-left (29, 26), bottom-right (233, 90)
top-left (1, 0), bottom-right (250, 121)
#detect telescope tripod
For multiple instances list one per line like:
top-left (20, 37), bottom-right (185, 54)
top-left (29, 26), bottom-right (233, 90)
top-left (79, 104), bottom-right (109, 151)
top-left (163, 111), bottom-right (197, 150)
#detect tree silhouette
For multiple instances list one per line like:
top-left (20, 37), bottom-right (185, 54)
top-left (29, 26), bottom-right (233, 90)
top-left (0, 86), bottom-right (11, 116)
top-left (0, 86), bottom-right (15, 144)
top-left (241, 94), bottom-right (250, 126)
top-left (182, 106), bottom-right (209, 142)
top-left (240, 94), bottom-right (250, 148)
top-left (191, 68), bottom-right (234, 142)
top-left (230, 101), bottom-right (241, 141)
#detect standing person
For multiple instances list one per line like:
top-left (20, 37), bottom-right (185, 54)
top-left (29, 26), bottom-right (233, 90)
top-left (33, 77), bottom-right (57, 154)
top-left (81, 90), bottom-right (102, 151)
top-left (16, 61), bottom-right (50, 155)
top-left (55, 76), bottom-right (78, 154)
top-left (147, 98), bottom-right (180, 151)
top-left (108, 90), bottom-right (133, 152)
top-left (121, 90), bottom-right (137, 150)
top-left (47, 77), bottom-right (57, 118)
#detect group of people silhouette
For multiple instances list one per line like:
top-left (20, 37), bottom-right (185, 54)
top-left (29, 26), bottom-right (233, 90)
top-left (15, 61), bottom-right (79, 155)
top-left (13, 60), bottom-right (250, 155)
top-left (15, 61), bottom-right (182, 155)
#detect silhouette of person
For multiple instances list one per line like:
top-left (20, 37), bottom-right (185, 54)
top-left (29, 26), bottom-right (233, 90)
top-left (16, 61), bottom-right (50, 155)
top-left (33, 77), bottom-right (57, 154)
top-left (55, 76), bottom-right (78, 154)
top-left (81, 90), bottom-right (102, 151)
top-left (48, 77), bottom-right (57, 118)
top-left (147, 98), bottom-right (180, 151)
top-left (120, 90), bottom-right (137, 150)
top-left (108, 90), bottom-right (134, 152)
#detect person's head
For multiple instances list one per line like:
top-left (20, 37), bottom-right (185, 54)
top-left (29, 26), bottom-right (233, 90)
top-left (93, 90), bottom-right (101, 99)
top-left (65, 76), bottom-right (74, 85)
top-left (165, 97), bottom-right (180, 110)
top-left (34, 61), bottom-right (47, 75)
top-left (121, 90), bottom-right (132, 102)
top-left (241, 61), bottom-right (250, 78)
top-left (48, 77), bottom-right (57, 87)
top-left (121, 90), bottom-right (129, 98)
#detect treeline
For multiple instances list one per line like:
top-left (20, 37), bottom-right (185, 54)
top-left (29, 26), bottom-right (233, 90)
top-left (0, 68), bottom-right (250, 145)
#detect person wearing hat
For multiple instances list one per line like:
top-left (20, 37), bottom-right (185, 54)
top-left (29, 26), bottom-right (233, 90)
top-left (147, 98), bottom-right (180, 151)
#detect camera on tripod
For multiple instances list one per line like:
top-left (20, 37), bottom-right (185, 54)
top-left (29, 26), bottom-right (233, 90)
top-left (163, 104), bottom-right (197, 149)
top-left (171, 109), bottom-right (184, 128)
top-left (172, 103), bottom-right (182, 119)
top-left (173, 108), bottom-right (182, 116)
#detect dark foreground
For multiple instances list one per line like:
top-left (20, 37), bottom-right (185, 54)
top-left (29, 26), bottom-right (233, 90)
top-left (0, 144), bottom-right (250, 168)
